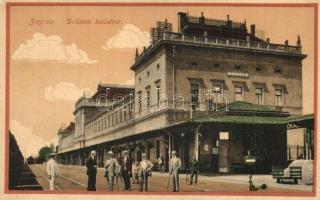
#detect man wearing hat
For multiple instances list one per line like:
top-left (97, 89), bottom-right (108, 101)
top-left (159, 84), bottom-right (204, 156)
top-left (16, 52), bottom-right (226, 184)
top-left (46, 153), bottom-right (59, 191)
top-left (86, 150), bottom-right (97, 191)
top-left (120, 150), bottom-right (132, 191)
top-left (138, 153), bottom-right (153, 192)
top-left (104, 151), bottom-right (119, 191)
top-left (169, 150), bottom-right (181, 192)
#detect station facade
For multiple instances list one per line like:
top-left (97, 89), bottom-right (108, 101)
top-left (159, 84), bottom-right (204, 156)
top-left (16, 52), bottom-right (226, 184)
top-left (57, 12), bottom-right (314, 173)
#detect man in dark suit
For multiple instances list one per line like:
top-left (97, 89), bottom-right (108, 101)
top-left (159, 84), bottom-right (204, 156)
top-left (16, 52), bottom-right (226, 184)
top-left (86, 150), bottom-right (97, 191)
top-left (120, 150), bottom-right (132, 191)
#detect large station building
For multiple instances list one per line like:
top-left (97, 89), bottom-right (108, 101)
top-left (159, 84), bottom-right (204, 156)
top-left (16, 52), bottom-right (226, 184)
top-left (57, 12), bottom-right (314, 173)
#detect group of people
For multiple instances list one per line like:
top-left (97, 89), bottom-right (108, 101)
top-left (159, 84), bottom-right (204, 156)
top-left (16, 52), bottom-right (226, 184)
top-left (87, 150), bottom-right (154, 192)
top-left (45, 150), bottom-right (200, 192)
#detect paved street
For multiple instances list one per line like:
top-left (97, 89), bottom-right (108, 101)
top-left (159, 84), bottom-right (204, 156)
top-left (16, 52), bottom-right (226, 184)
top-left (28, 164), bottom-right (312, 193)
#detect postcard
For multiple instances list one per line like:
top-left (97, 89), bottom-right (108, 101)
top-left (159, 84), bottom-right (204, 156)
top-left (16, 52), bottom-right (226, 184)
top-left (0, 1), bottom-right (318, 200)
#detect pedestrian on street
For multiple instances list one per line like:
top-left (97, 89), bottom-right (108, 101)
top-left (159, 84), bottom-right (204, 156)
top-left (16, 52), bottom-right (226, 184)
top-left (115, 157), bottom-right (122, 185)
top-left (132, 162), bottom-right (140, 184)
top-left (46, 153), bottom-right (59, 191)
top-left (189, 155), bottom-right (199, 185)
top-left (86, 150), bottom-right (97, 191)
top-left (158, 156), bottom-right (164, 173)
top-left (104, 151), bottom-right (119, 191)
top-left (139, 153), bottom-right (153, 192)
top-left (120, 150), bottom-right (132, 191)
top-left (169, 150), bottom-right (181, 192)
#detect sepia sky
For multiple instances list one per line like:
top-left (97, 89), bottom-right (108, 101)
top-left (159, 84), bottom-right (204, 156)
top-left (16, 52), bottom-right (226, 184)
top-left (8, 5), bottom-right (315, 157)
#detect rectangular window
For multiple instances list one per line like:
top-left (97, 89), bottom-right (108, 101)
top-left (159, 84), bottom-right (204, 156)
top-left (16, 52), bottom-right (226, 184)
top-left (275, 88), bottom-right (283, 106)
top-left (124, 106), bottom-right (127, 121)
top-left (115, 111), bottom-right (119, 125)
top-left (209, 82), bottom-right (223, 110)
top-left (234, 64), bottom-right (241, 70)
top-left (129, 102), bottom-right (133, 119)
top-left (156, 85), bottom-right (160, 109)
top-left (191, 83), bottom-right (200, 105)
top-left (111, 113), bottom-right (114, 127)
top-left (119, 109), bottom-right (123, 123)
top-left (256, 88), bottom-right (263, 105)
top-left (138, 92), bottom-right (142, 113)
top-left (107, 115), bottom-right (110, 128)
top-left (147, 90), bottom-right (151, 109)
top-left (235, 86), bottom-right (244, 101)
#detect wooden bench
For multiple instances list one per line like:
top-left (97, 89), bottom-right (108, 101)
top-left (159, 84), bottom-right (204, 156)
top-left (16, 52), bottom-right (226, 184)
top-left (276, 166), bottom-right (302, 184)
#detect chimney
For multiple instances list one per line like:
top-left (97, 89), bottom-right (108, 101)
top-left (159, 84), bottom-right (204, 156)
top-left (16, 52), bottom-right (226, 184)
top-left (135, 48), bottom-right (139, 58)
top-left (297, 35), bottom-right (301, 47)
top-left (250, 24), bottom-right (256, 37)
top-left (199, 12), bottom-right (205, 24)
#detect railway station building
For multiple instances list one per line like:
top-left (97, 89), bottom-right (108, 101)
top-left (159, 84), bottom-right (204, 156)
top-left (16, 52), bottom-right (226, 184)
top-left (57, 12), bottom-right (314, 174)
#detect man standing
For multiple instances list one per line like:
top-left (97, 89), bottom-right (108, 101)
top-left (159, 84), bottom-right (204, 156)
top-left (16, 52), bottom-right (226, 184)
top-left (46, 153), bottom-right (59, 191)
top-left (169, 150), bottom-right (181, 192)
top-left (86, 150), bottom-right (97, 191)
top-left (139, 153), bottom-right (153, 192)
top-left (189, 155), bottom-right (199, 185)
top-left (120, 150), bottom-right (132, 191)
top-left (104, 151), bottom-right (118, 191)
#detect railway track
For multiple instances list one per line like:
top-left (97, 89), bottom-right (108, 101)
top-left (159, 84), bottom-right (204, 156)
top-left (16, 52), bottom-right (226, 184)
top-left (31, 165), bottom-right (87, 190)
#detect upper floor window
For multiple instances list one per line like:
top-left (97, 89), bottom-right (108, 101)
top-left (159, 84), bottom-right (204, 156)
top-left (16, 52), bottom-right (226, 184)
top-left (234, 64), bottom-right (242, 70)
top-left (191, 83), bottom-right (200, 105)
top-left (275, 88), bottom-right (284, 106)
top-left (213, 63), bottom-right (220, 68)
top-left (156, 84), bottom-right (160, 109)
top-left (274, 67), bottom-right (282, 74)
top-left (146, 89), bottom-right (151, 109)
top-left (234, 85), bottom-right (244, 101)
top-left (147, 71), bottom-right (150, 77)
top-left (255, 88), bottom-right (264, 105)
top-left (256, 67), bottom-right (262, 72)
top-left (157, 64), bottom-right (160, 70)
top-left (138, 91), bottom-right (142, 113)
top-left (191, 61), bottom-right (198, 67)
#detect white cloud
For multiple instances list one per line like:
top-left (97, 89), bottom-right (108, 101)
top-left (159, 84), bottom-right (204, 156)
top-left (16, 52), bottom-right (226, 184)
top-left (12, 32), bottom-right (98, 64)
top-left (44, 82), bottom-right (93, 101)
top-left (102, 24), bottom-right (150, 50)
top-left (10, 120), bottom-right (46, 157)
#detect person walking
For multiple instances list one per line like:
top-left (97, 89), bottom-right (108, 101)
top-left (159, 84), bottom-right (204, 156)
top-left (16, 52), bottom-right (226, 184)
top-left (104, 151), bottom-right (119, 191)
top-left (189, 156), bottom-right (199, 185)
top-left (86, 150), bottom-right (97, 191)
top-left (120, 150), bottom-right (132, 191)
top-left (132, 161), bottom-right (140, 184)
top-left (46, 153), bottom-right (59, 191)
top-left (115, 157), bottom-right (122, 185)
top-left (169, 150), bottom-right (181, 192)
top-left (139, 153), bottom-right (153, 192)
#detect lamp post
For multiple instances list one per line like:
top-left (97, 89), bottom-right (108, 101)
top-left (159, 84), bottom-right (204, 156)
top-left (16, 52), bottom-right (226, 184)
top-left (244, 151), bottom-right (267, 191)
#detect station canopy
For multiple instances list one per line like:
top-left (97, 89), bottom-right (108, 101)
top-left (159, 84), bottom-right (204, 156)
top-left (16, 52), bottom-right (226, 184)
top-left (192, 101), bottom-right (314, 126)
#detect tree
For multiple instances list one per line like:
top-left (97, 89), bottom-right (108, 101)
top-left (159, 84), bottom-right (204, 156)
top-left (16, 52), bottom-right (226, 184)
top-left (38, 146), bottom-right (53, 163)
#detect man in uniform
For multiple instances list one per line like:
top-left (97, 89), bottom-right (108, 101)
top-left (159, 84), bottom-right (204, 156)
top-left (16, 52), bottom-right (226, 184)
top-left (46, 153), bottom-right (59, 191)
top-left (139, 153), bottom-right (153, 192)
top-left (169, 150), bottom-right (181, 192)
top-left (104, 151), bottom-right (119, 191)
top-left (120, 150), bottom-right (132, 191)
top-left (189, 155), bottom-right (199, 185)
top-left (86, 150), bottom-right (97, 191)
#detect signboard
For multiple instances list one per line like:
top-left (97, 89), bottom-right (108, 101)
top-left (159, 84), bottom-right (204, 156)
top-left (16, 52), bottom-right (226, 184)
top-left (212, 148), bottom-right (219, 154)
top-left (219, 132), bottom-right (229, 140)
